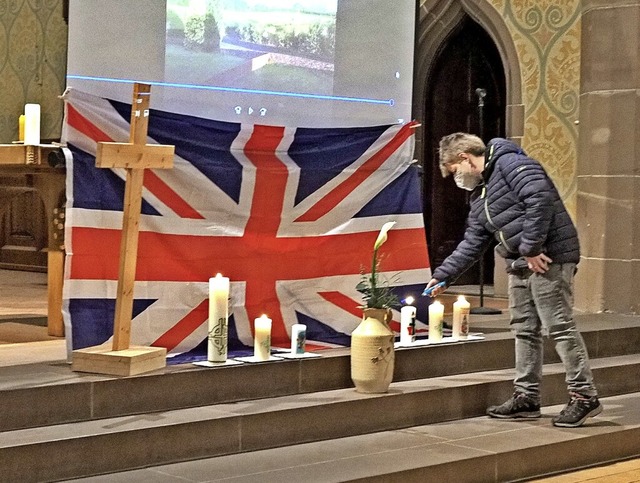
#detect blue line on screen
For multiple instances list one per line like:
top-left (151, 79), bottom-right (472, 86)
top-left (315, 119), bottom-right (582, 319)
top-left (66, 75), bottom-right (395, 106)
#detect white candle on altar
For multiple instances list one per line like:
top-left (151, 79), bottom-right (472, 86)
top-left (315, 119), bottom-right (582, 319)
top-left (24, 103), bottom-right (40, 146)
top-left (290, 323), bottom-right (306, 354)
top-left (452, 295), bottom-right (471, 340)
top-left (400, 296), bottom-right (417, 345)
top-left (208, 273), bottom-right (229, 362)
top-left (254, 314), bottom-right (272, 361)
top-left (428, 300), bottom-right (444, 342)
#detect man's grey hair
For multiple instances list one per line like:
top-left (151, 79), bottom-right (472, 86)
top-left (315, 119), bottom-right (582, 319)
top-left (438, 132), bottom-right (486, 177)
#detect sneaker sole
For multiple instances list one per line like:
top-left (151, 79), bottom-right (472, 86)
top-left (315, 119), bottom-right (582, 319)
top-left (552, 404), bottom-right (603, 428)
top-left (487, 410), bottom-right (541, 419)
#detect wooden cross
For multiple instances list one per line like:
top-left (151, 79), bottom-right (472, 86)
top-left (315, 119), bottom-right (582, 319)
top-left (95, 83), bottom-right (175, 351)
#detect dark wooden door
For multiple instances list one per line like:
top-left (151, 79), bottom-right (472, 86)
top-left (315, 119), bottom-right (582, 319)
top-left (423, 17), bottom-right (506, 285)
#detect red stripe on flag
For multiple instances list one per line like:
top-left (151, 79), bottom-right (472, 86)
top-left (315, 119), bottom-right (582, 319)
top-left (66, 104), bottom-right (114, 143)
top-left (241, 125), bottom-right (290, 343)
top-left (243, 125), bottom-right (288, 236)
top-left (318, 291), bottom-right (361, 318)
top-left (69, 227), bottom-right (429, 283)
top-left (152, 299), bottom-right (208, 351)
top-left (68, 105), bottom-right (204, 220)
top-left (143, 170), bottom-right (205, 219)
top-left (318, 290), bottom-right (400, 332)
top-left (294, 123), bottom-right (415, 222)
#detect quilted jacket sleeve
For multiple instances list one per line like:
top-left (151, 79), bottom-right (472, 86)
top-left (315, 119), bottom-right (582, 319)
top-left (431, 200), bottom-right (493, 283)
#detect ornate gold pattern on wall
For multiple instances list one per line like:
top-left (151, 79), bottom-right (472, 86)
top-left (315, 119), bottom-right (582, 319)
top-left (488, 0), bottom-right (581, 215)
top-left (0, 0), bottom-right (67, 144)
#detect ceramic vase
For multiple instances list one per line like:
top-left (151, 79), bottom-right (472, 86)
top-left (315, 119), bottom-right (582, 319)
top-left (350, 307), bottom-right (395, 393)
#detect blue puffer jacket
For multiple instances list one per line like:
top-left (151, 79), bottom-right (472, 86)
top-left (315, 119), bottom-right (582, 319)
top-left (432, 138), bottom-right (580, 283)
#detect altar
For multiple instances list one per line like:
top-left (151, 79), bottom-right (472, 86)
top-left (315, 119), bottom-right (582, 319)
top-left (0, 143), bottom-right (66, 337)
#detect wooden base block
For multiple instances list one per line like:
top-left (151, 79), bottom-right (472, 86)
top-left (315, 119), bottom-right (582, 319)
top-left (72, 345), bottom-right (167, 376)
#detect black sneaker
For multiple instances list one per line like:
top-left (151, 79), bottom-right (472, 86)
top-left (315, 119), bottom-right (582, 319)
top-left (552, 393), bottom-right (603, 428)
top-left (487, 392), bottom-right (541, 419)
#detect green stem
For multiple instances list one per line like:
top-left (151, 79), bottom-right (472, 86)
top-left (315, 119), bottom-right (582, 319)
top-left (370, 248), bottom-right (378, 307)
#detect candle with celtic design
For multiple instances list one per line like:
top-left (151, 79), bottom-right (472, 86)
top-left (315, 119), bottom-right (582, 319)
top-left (208, 274), bottom-right (229, 362)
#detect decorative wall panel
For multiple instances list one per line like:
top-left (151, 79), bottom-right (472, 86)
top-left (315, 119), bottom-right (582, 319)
top-left (488, 0), bottom-right (581, 215)
top-left (0, 0), bottom-right (67, 143)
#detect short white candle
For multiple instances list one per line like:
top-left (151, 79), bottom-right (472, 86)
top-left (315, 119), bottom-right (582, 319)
top-left (452, 295), bottom-right (471, 339)
top-left (24, 103), bottom-right (40, 146)
top-left (254, 314), bottom-right (272, 361)
top-left (290, 323), bottom-right (306, 354)
top-left (208, 273), bottom-right (229, 362)
top-left (400, 296), bottom-right (417, 345)
top-left (428, 300), bottom-right (444, 342)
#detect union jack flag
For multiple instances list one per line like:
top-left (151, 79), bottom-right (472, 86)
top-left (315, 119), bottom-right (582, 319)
top-left (61, 88), bottom-right (431, 362)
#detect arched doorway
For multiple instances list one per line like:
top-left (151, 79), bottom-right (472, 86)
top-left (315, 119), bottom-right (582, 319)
top-left (423, 16), bottom-right (506, 285)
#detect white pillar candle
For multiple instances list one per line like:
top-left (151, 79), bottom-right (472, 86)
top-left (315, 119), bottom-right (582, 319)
top-left (428, 300), bottom-right (444, 342)
top-left (452, 295), bottom-right (471, 340)
top-left (400, 297), bottom-right (417, 345)
top-left (208, 274), bottom-right (230, 362)
top-left (254, 314), bottom-right (272, 361)
top-left (24, 103), bottom-right (40, 146)
top-left (290, 323), bottom-right (306, 354)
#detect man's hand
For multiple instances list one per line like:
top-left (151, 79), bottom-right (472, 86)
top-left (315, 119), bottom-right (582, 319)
top-left (526, 253), bottom-right (553, 273)
top-left (424, 278), bottom-right (445, 297)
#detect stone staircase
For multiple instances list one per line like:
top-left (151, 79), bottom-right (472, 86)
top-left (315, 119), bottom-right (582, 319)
top-left (2, 313), bottom-right (640, 482)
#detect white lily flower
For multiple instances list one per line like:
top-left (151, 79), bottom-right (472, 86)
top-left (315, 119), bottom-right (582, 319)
top-left (374, 221), bottom-right (396, 250)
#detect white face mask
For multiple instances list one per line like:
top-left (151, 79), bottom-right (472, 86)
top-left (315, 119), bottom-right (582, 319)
top-left (454, 166), bottom-right (481, 191)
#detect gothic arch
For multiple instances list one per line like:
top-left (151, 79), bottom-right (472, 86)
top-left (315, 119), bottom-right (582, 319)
top-left (413, 0), bottom-right (524, 159)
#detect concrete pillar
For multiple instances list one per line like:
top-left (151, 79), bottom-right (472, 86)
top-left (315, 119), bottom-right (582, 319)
top-left (575, 1), bottom-right (640, 313)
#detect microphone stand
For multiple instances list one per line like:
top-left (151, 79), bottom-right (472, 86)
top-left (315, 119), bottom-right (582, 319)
top-left (470, 88), bottom-right (501, 315)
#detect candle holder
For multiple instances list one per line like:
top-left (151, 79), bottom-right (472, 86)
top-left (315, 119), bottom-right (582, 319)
top-left (25, 145), bottom-right (37, 165)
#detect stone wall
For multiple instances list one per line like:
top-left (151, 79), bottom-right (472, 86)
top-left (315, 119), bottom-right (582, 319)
top-left (574, 0), bottom-right (640, 314)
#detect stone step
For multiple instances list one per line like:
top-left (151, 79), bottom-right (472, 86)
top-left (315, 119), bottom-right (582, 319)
top-left (80, 391), bottom-right (638, 483)
top-left (2, 314), bottom-right (640, 433)
top-left (2, 354), bottom-right (640, 482)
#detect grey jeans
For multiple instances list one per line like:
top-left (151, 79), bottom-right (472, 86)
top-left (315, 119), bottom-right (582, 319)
top-left (508, 263), bottom-right (597, 400)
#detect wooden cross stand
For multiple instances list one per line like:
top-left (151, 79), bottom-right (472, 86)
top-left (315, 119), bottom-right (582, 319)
top-left (72, 83), bottom-right (175, 376)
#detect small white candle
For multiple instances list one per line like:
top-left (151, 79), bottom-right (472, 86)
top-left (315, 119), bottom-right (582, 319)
top-left (254, 314), bottom-right (272, 361)
top-left (208, 273), bottom-right (230, 362)
top-left (400, 296), bottom-right (417, 345)
top-left (428, 300), bottom-right (444, 342)
top-left (24, 103), bottom-right (40, 146)
top-left (452, 295), bottom-right (471, 339)
top-left (290, 323), bottom-right (306, 354)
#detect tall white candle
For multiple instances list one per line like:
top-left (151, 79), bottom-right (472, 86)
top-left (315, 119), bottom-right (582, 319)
top-left (290, 323), bottom-right (306, 354)
top-left (208, 273), bottom-right (229, 362)
top-left (400, 296), bottom-right (417, 345)
top-left (254, 314), bottom-right (272, 361)
top-left (24, 103), bottom-right (40, 146)
top-left (428, 300), bottom-right (444, 342)
top-left (452, 295), bottom-right (471, 339)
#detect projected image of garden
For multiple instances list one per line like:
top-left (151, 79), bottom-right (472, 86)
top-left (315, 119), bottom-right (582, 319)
top-left (166, 0), bottom-right (336, 96)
